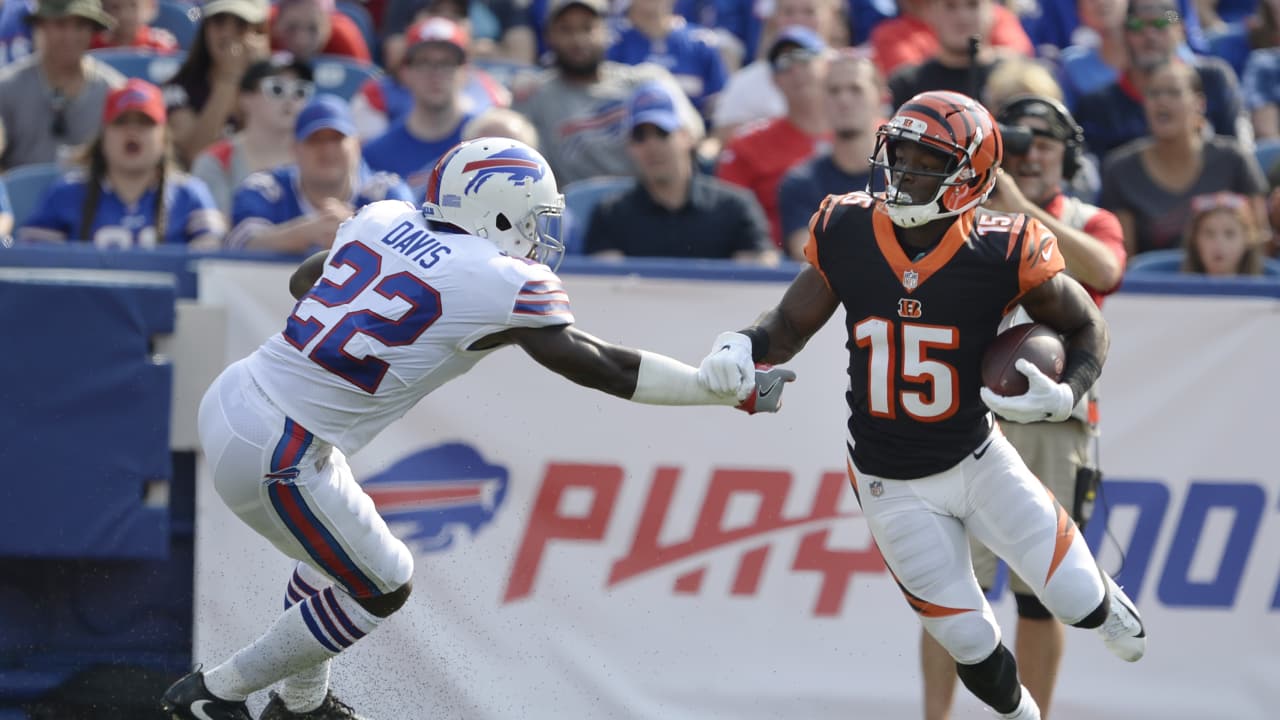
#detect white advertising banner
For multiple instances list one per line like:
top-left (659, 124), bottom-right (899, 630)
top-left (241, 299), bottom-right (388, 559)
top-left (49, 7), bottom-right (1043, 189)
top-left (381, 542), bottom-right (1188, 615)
top-left (194, 261), bottom-right (1280, 719)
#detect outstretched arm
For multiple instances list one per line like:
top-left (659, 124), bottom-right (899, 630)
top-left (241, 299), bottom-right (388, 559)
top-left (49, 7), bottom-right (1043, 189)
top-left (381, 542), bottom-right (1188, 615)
top-left (491, 324), bottom-right (793, 411)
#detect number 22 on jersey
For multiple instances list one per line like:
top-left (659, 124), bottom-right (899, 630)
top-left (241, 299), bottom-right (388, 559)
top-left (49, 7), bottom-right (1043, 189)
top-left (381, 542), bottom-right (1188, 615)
top-left (855, 317), bottom-right (958, 421)
top-left (283, 242), bottom-right (443, 394)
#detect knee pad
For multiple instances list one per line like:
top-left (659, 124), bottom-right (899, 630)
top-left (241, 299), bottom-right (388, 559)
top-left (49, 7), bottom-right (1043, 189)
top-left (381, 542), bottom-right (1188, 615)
top-left (1014, 592), bottom-right (1054, 620)
top-left (955, 643), bottom-right (1022, 715)
top-left (924, 612), bottom-right (1000, 665)
top-left (356, 579), bottom-right (413, 618)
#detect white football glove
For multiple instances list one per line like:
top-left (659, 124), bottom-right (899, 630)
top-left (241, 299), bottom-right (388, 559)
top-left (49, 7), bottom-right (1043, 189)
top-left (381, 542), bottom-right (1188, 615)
top-left (698, 331), bottom-right (756, 400)
top-left (736, 365), bottom-right (798, 414)
top-left (979, 359), bottom-right (1075, 424)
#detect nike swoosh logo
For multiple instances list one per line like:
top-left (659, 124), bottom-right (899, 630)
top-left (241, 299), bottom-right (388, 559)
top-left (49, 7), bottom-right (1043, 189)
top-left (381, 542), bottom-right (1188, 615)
top-left (758, 378), bottom-right (779, 397)
top-left (1041, 243), bottom-right (1054, 262)
top-left (191, 700), bottom-right (218, 720)
top-left (972, 439), bottom-right (994, 460)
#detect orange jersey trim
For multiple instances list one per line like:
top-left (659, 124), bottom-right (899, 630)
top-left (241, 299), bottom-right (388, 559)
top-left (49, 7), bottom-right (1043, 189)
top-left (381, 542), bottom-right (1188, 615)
top-left (804, 195), bottom-right (836, 289)
top-left (1006, 216), bottom-right (1066, 312)
top-left (1044, 492), bottom-right (1077, 586)
top-left (871, 209), bottom-right (974, 294)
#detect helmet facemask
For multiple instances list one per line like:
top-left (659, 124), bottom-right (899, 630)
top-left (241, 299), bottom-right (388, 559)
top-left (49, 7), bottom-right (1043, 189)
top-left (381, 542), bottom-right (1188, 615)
top-left (870, 126), bottom-right (992, 229)
top-left (497, 198), bottom-right (566, 270)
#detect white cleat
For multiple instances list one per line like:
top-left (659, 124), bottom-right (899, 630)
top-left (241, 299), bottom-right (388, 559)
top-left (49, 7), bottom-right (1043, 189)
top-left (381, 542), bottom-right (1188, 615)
top-left (1097, 572), bottom-right (1146, 662)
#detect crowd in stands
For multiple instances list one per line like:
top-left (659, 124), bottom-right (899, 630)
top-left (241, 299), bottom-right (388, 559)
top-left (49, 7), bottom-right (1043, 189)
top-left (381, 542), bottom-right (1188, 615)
top-left (1, 0), bottom-right (1278, 277)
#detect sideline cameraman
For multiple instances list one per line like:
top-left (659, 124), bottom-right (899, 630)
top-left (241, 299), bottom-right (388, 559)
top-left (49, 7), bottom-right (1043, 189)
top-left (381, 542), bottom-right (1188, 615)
top-left (918, 95), bottom-right (1127, 720)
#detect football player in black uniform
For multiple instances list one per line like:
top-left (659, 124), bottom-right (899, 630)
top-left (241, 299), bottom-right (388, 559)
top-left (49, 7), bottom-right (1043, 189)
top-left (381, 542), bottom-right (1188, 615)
top-left (699, 90), bottom-right (1145, 720)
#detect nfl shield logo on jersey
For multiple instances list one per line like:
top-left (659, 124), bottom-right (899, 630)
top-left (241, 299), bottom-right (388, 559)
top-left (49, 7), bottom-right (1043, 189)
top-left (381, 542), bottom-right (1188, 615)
top-left (870, 480), bottom-right (884, 497)
top-left (902, 270), bottom-right (919, 290)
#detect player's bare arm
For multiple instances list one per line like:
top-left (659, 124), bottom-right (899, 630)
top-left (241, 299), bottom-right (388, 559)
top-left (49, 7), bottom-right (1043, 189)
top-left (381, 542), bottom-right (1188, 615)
top-left (751, 265), bottom-right (841, 364)
top-left (289, 250), bottom-right (329, 300)
top-left (697, 266), bottom-right (828, 400)
top-left (1019, 273), bottom-right (1109, 367)
top-left (498, 324), bottom-right (642, 398)
top-left (479, 324), bottom-right (795, 411)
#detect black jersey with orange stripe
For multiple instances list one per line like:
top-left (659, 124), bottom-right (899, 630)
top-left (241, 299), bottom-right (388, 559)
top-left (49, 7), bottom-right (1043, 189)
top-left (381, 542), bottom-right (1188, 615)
top-left (804, 190), bottom-right (1065, 480)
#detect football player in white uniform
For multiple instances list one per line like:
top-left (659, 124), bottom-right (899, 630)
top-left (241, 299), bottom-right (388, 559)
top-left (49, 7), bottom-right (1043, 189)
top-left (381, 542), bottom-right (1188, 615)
top-left (161, 138), bottom-right (795, 720)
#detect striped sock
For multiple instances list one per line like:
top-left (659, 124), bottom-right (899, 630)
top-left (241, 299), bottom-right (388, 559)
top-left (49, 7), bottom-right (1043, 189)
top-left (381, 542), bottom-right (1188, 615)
top-left (278, 564), bottom-right (335, 713)
top-left (204, 577), bottom-right (380, 701)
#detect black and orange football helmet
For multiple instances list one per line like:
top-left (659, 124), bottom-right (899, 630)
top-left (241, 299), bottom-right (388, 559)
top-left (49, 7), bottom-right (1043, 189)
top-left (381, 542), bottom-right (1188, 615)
top-left (869, 90), bottom-right (1003, 228)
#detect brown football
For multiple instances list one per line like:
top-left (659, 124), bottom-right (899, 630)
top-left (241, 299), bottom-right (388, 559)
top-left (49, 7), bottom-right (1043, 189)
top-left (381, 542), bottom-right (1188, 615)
top-left (981, 323), bottom-right (1066, 397)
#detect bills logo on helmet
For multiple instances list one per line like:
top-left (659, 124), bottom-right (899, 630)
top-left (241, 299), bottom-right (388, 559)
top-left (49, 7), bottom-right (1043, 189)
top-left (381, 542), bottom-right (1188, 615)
top-left (363, 443), bottom-right (509, 552)
top-left (461, 147), bottom-right (546, 195)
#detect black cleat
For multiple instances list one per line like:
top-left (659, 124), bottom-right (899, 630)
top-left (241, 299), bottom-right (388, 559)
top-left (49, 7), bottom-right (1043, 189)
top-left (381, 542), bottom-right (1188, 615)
top-left (160, 670), bottom-right (253, 720)
top-left (259, 690), bottom-right (370, 719)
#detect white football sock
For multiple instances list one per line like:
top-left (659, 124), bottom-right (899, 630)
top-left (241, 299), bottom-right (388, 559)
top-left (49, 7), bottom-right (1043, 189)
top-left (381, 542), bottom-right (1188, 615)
top-left (279, 563), bottom-right (335, 713)
top-left (204, 574), bottom-right (380, 701)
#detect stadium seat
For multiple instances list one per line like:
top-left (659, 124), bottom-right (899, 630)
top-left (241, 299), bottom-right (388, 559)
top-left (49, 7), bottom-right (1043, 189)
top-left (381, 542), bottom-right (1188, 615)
top-left (0, 163), bottom-right (62, 230)
top-left (311, 54), bottom-right (384, 100)
top-left (335, 0), bottom-right (376, 61)
top-left (152, 0), bottom-right (200, 50)
top-left (561, 176), bottom-right (634, 255)
top-left (1126, 247), bottom-right (1280, 277)
top-left (88, 48), bottom-right (184, 84)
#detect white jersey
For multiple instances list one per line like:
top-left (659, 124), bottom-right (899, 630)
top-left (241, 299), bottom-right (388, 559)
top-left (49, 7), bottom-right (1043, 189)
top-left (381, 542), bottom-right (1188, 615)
top-left (244, 200), bottom-right (574, 454)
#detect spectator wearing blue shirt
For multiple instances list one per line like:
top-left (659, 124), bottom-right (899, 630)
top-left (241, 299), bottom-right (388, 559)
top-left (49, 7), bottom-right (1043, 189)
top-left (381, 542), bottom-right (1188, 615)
top-left (606, 0), bottom-right (728, 118)
top-left (777, 51), bottom-right (882, 259)
top-left (1056, 0), bottom-right (1130, 111)
top-left (228, 94), bottom-right (414, 253)
top-left (363, 17), bottom-right (478, 198)
top-left (18, 79), bottom-right (225, 248)
top-left (1074, 0), bottom-right (1248, 158)
top-left (0, 0), bottom-right (34, 64)
top-left (1240, 0), bottom-right (1280, 140)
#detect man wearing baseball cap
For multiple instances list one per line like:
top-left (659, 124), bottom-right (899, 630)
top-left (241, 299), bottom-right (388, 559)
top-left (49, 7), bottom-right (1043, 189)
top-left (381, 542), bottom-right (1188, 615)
top-left (585, 82), bottom-right (775, 264)
top-left (228, 95), bottom-right (413, 254)
top-left (363, 16), bottom-right (476, 199)
top-left (0, 0), bottom-right (125, 169)
top-left (717, 25), bottom-right (831, 247)
top-left (515, 0), bottom-right (703, 185)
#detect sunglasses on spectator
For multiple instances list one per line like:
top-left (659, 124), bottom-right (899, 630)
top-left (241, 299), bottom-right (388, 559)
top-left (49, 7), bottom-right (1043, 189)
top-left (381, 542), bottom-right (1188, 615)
top-left (1124, 13), bottom-right (1179, 32)
top-left (773, 48), bottom-right (819, 72)
top-left (1190, 192), bottom-right (1248, 213)
top-left (629, 125), bottom-right (671, 143)
top-left (261, 77), bottom-right (315, 102)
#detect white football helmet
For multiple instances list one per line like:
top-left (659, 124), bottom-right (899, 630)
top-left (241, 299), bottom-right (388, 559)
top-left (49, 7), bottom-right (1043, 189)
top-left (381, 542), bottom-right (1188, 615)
top-left (421, 138), bottom-right (566, 269)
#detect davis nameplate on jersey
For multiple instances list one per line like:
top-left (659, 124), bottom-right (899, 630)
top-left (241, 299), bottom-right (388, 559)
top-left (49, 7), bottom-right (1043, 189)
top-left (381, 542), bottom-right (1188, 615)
top-left (902, 269), bottom-right (919, 290)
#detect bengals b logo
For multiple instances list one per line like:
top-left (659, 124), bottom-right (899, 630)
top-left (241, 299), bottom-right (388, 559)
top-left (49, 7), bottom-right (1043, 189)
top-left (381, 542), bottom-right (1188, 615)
top-left (898, 298), bottom-right (922, 319)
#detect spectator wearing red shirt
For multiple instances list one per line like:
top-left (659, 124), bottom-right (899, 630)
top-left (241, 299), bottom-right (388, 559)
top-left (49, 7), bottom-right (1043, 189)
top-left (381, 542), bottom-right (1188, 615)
top-left (269, 0), bottom-right (370, 63)
top-left (92, 0), bottom-right (177, 52)
top-left (717, 26), bottom-right (830, 246)
top-left (869, 0), bottom-right (1032, 80)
